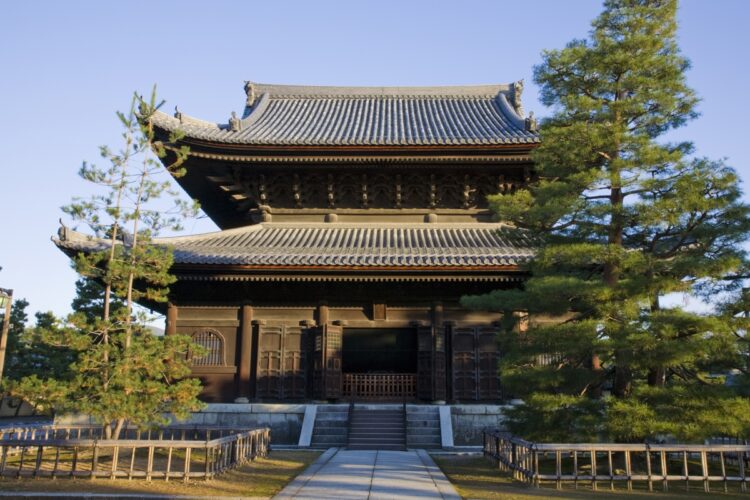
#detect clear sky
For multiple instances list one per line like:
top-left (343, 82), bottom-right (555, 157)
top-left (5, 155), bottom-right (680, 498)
top-left (0, 0), bottom-right (748, 322)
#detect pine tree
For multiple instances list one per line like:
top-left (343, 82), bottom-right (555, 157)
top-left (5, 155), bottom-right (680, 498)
top-left (71, 277), bottom-right (125, 323)
top-left (462, 0), bottom-right (750, 442)
top-left (7, 88), bottom-right (204, 438)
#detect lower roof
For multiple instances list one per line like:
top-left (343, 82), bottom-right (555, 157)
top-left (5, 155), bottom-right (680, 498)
top-left (55, 222), bottom-right (534, 271)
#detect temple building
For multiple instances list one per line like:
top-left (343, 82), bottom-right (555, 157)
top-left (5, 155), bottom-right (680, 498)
top-left (56, 81), bottom-right (539, 404)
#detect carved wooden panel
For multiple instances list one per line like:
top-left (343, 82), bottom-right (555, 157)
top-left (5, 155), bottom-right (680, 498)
top-left (226, 169), bottom-right (525, 211)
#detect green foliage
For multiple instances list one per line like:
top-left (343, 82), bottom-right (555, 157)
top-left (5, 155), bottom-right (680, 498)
top-left (606, 385), bottom-right (750, 442)
top-left (71, 277), bottom-right (125, 323)
top-left (504, 395), bottom-right (604, 443)
top-left (4, 300), bottom-right (77, 383)
top-left (462, 0), bottom-right (750, 443)
top-left (7, 87), bottom-right (204, 438)
top-left (9, 312), bottom-right (204, 427)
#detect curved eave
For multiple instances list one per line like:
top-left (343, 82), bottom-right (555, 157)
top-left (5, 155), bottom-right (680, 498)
top-left (156, 128), bottom-right (540, 156)
top-left (171, 263), bottom-right (525, 273)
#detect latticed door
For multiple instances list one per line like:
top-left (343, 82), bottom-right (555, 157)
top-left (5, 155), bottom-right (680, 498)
top-left (477, 327), bottom-right (501, 400)
top-left (324, 324), bottom-right (343, 399)
top-left (282, 326), bottom-right (307, 399)
top-left (257, 324), bottom-right (309, 399)
top-left (257, 325), bottom-right (283, 399)
top-left (451, 327), bottom-right (478, 401)
top-left (451, 326), bottom-right (501, 401)
top-left (311, 326), bottom-right (325, 399)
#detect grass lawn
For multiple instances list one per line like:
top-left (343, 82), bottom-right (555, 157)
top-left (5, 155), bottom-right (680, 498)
top-left (432, 454), bottom-right (748, 500)
top-left (0, 450), bottom-right (320, 498)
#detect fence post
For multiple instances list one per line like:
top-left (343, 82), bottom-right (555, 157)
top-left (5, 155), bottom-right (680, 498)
top-left (183, 447), bottom-right (191, 483)
top-left (90, 442), bottom-right (99, 480)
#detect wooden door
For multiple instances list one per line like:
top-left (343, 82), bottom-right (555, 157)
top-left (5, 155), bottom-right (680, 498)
top-left (417, 326), bottom-right (433, 400)
top-left (450, 326), bottom-right (501, 401)
top-left (311, 326), bottom-right (325, 399)
top-left (451, 327), bottom-right (478, 401)
top-left (282, 326), bottom-right (307, 399)
top-left (257, 324), bottom-right (308, 400)
top-left (256, 325), bottom-right (283, 399)
top-left (324, 324), bottom-right (343, 399)
top-left (477, 327), bottom-right (501, 400)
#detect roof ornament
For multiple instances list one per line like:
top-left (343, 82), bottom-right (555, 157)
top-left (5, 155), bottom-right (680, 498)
top-left (174, 105), bottom-right (183, 123)
top-left (244, 81), bottom-right (256, 107)
top-left (229, 111), bottom-right (242, 132)
top-left (57, 219), bottom-right (70, 241)
top-left (512, 79), bottom-right (525, 117)
top-left (525, 111), bottom-right (538, 132)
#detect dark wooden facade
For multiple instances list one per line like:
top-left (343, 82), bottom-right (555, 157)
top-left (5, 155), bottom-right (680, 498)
top-left (59, 81), bottom-right (540, 403)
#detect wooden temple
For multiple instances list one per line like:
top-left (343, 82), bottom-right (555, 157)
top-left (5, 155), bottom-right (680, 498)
top-left (56, 81), bottom-right (539, 403)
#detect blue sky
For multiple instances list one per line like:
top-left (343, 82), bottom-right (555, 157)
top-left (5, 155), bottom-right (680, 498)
top-left (0, 0), bottom-right (748, 321)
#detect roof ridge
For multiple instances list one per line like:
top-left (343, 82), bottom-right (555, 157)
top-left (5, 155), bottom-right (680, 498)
top-left (249, 82), bottom-right (513, 97)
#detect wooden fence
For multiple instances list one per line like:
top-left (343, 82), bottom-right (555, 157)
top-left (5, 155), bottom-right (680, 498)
top-left (343, 373), bottom-right (416, 400)
top-left (484, 430), bottom-right (750, 493)
top-left (0, 424), bottom-right (270, 481)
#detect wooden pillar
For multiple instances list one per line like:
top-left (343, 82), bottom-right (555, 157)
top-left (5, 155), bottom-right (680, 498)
top-left (317, 303), bottom-right (329, 326)
top-left (432, 302), bottom-right (447, 403)
top-left (165, 303), bottom-right (177, 336)
top-left (237, 305), bottom-right (253, 401)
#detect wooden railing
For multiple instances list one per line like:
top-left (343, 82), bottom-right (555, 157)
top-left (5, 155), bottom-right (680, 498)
top-left (0, 425), bottom-right (270, 481)
top-left (343, 373), bottom-right (416, 400)
top-left (484, 430), bottom-right (750, 493)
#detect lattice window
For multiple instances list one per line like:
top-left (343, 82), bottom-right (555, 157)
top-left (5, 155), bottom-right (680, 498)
top-left (191, 329), bottom-right (225, 366)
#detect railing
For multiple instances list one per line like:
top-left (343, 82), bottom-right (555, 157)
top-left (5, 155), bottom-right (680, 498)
top-left (483, 430), bottom-right (750, 493)
top-left (343, 373), bottom-right (416, 400)
top-left (0, 424), bottom-right (270, 481)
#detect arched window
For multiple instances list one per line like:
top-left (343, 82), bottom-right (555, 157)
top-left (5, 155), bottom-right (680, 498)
top-left (191, 329), bottom-right (225, 366)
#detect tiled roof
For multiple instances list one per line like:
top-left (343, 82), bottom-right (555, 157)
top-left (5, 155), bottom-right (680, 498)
top-left (151, 82), bottom-right (539, 147)
top-left (54, 222), bottom-right (535, 268)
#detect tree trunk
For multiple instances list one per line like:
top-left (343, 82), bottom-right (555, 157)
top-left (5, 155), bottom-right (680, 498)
top-left (647, 367), bottom-right (666, 387)
top-left (590, 353), bottom-right (603, 398)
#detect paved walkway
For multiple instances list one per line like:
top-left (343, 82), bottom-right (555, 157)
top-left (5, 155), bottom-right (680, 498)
top-left (274, 448), bottom-right (460, 500)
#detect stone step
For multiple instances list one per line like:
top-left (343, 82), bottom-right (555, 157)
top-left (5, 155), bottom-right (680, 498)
top-left (312, 436), bottom-right (348, 445)
top-left (349, 430), bottom-right (405, 436)
top-left (314, 419), bottom-right (349, 427)
top-left (350, 426), bottom-right (405, 432)
top-left (316, 412), bottom-right (349, 419)
top-left (314, 428), bottom-right (348, 436)
top-left (348, 437), bottom-right (405, 444)
top-left (348, 444), bottom-right (406, 451)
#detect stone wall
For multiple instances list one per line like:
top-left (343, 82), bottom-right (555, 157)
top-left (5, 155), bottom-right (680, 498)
top-left (175, 404), bottom-right (306, 444)
top-left (450, 404), bottom-right (508, 446)
top-left (56, 403), bottom-right (307, 445)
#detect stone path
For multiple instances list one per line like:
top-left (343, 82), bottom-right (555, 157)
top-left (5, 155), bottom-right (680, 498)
top-left (274, 448), bottom-right (460, 500)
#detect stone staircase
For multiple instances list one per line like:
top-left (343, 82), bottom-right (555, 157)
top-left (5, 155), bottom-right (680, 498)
top-left (310, 404), bottom-right (349, 448)
top-left (406, 405), bottom-right (442, 449)
top-left (347, 404), bottom-right (406, 451)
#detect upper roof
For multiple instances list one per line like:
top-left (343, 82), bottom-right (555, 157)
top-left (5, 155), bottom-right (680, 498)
top-left (151, 82), bottom-right (539, 147)
top-left (55, 222), bottom-right (534, 270)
